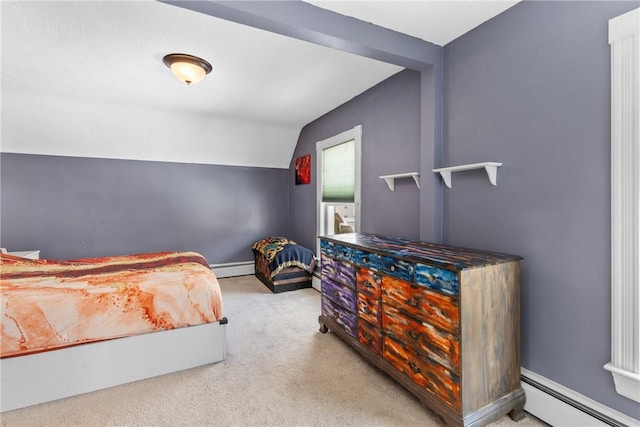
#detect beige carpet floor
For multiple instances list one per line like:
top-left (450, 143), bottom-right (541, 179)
top-left (1, 275), bottom-right (547, 427)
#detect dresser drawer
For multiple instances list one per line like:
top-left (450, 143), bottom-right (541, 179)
top-left (415, 263), bottom-right (459, 296)
top-left (321, 240), bottom-right (355, 263)
top-left (322, 256), bottom-right (356, 288)
top-left (320, 239), bottom-right (334, 258)
top-left (382, 276), bottom-right (459, 335)
top-left (357, 292), bottom-right (380, 326)
top-left (322, 296), bottom-right (356, 337)
top-left (358, 319), bottom-right (382, 354)
top-left (382, 305), bottom-right (459, 373)
top-left (355, 250), bottom-right (380, 270)
top-left (356, 267), bottom-right (381, 298)
top-left (322, 277), bottom-right (356, 311)
top-left (380, 255), bottom-right (413, 282)
top-left (383, 336), bottom-right (460, 412)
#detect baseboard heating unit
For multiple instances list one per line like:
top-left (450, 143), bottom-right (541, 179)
top-left (521, 368), bottom-right (639, 427)
top-left (210, 261), bottom-right (254, 278)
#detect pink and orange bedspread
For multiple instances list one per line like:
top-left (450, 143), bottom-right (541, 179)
top-left (0, 251), bottom-right (224, 358)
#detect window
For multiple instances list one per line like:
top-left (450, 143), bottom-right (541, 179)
top-left (314, 125), bottom-right (362, 290)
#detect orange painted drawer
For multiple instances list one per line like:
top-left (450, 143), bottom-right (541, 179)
top-left (358, 319), bottom-right (382, 354)
top-left (382, 305), bottom-right (459, 373)
top-left (356, 267), bottom-right (381, 298)
top-left (382, 275), bottom-right (459, 335)
top-left (357, 292), bottom-right (380, 326)
top-left (383, 336), bottom-right (460, 412)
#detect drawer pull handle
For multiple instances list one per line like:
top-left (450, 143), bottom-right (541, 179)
top-left (362, 257), bottom-right (368, 263)
top-left (408, 361), bottom-right (421, 375)
top-left (363, 331), bottom-right (372, 340)
top-left (364, 280), bottom-right (374, 289)
top-left (390, 265), bottom-right (396, 271)
top-left (333, 290), bottom-right (340, 299)
top-left (408, 330), bottom-right (419, 341)
top-left (408, 296), bottom-right (421, 307)
top-left (362, 306), bottom-right (372, 314)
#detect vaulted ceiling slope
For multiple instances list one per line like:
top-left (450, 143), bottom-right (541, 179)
top-left (1, 1), bottom-right (518, 169)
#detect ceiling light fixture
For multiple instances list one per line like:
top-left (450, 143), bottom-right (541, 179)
top-left (163, 53), bottom-right (212, 85)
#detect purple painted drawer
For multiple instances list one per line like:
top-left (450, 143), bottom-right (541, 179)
top-left (322, 256), bottom-right (356, 288)
top-left (322, 296), bottom-right (356, 337)
top-left (322, 276), bottom-right (357, 311)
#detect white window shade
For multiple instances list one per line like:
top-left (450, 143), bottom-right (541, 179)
top-left (322, 139), bottom-right (355, 203)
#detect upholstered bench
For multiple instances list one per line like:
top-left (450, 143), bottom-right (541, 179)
top-left (252, 237), bottom-right (316, 293)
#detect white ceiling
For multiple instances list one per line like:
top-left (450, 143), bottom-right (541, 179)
top-left (307, 1), bottom-right (519, 46)
top-left (1, 1), bottom-right (519, 169)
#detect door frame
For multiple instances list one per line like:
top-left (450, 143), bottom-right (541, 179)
top-left (313, 125), bottom-right (362, 290)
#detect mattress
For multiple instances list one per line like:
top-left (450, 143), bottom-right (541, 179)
top-left (0, 251), bottom-right (224, 358)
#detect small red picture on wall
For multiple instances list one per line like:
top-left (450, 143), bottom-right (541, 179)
top-left (295, 154), bottom-right (311, 185)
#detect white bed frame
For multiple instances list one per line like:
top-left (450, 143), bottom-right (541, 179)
top-left (0, 319), bottom-right (227, 412)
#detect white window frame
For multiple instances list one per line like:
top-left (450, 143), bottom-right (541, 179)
top-left (315, 125), bottom-right (362, 258)
top-left (605, 7), bottom-right (640, 403)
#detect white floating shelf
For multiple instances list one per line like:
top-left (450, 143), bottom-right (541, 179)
top-left (433, 162), bottom-right (503, 188)
top-left (379, 172), bottom-right (420, 191)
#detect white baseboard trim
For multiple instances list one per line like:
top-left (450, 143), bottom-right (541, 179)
top-left (210, 261), bottom-right (254, 278)
top-left (521, 368), bottom-right (640, 427)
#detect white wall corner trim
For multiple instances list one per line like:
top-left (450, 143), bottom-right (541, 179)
top-left (607, 7), bottom-right (640, 404)
top-left (521, 368), bottom-right (640, 427)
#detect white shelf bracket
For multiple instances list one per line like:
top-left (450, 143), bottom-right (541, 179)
top-left (484, 164), bottom-right (499, 186)
top-left (379, 172), bottom-right (420, 191)
top-left (433, 162), bottom-right (503, 188)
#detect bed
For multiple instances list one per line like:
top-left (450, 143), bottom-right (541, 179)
top-left (252, 237), bottom-right (316, 293)
top-left (0, 251), bottom-right (227, 412)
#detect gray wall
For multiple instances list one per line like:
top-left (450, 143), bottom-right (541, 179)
top-left (289, 0), bottom-right (639, 419)
top-left (0, 153), bottom-right (289, 263)
top-left (443, 0), bottom-right (638, 418)
top-left (288, 69), bottom-right (422, 251)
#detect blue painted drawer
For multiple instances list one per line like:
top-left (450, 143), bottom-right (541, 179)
top-left (320, 239), bottom-right (335, 258)
top-left (380, 255), bottom-right (413, 282)
top-left (322, 276), bottom-right (357, 312)
top-left (355, 250), bottom-right (380, 270)
top-left (322, 296), bottom-right (356, 337)
top-left (334, 244), bottom-right (355, 263)
top-left (415, 263), bottom-right (459, 296)
top-left (322, 256), bottom-right (356, 288)
top-left (320, 240), bottom-right (355, 263)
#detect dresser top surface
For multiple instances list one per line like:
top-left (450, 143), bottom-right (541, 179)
top-left (320, 233), bottom-right (522, 270)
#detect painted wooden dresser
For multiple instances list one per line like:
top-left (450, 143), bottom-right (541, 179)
top-left (318, 233), bottom-right (525, 427)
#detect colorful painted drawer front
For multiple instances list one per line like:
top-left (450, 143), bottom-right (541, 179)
top-left (322, 256), bottom-right (356, 288)
top-left (382, 305), bottom-right (459, 373)
top-left (322, 276), bottom-right (357, 311)
top-left (320, 239), bottom-right (334, 257)
top-left (382, 276), bottom-right (459, 335)
top-left (383, 336), bottom-right (460, 412)
top-left (357, 292), bottom-right (380, 326)
top-left (358, 319), bottom-right (382, 354)
top-left (321, 240), bottom-right (355, 262)
top-left (356, 267), bottom-right (381, 299)
top-left (322, 296), bottom-right (356, 337)
top-left (415, 263), bottom-right (459, 296)
top-left (380, 255), bottom-right (413, 282)
top-left (355, 250), bottom-right (380, 270)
